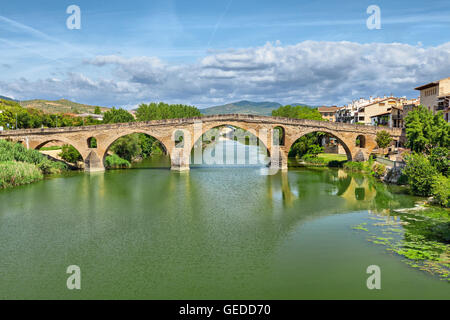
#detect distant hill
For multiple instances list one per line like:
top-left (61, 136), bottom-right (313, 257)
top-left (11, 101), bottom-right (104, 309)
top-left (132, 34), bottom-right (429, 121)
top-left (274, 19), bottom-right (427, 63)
top-left (200, 100), bottom-right (315, 116)
top-left (19, 99), bottom-right (109, 114)
top-left (0, 95), bottom-right (16, 101)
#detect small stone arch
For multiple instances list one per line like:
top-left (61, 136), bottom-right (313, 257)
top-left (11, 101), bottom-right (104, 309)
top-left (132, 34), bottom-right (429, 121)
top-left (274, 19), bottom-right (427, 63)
top-left (356, 135), bottom-right (366, 148)
top-left (273, 126), bottom-right (285, 146)
top-left (174, 130), bottom-right (185, 149)
top-left (87, 137), bottom-right (97, 148)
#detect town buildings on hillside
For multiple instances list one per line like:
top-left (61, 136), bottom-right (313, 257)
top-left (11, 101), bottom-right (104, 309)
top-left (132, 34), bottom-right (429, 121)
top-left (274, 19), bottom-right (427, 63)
top-left (334, 96), bottom-right (415, 128)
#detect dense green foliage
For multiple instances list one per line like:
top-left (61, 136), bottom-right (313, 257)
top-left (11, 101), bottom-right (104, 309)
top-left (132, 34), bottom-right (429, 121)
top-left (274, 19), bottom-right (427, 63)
top-left (0, 139), bottom-right (67, 173)
top-left (0, 139), bottom-right (68, 188)
top-left (105, 154), bottom-right (131, 169)
top-left (376, 130), bottom-right (393, 149)
top-left (402, 152), bottom-right (449, 207)
top-left (103, 107), bottom-right (135, 124)
top-left (403, 153), bottom-right (437, 196)
top-left (110, 134), bottom-right (141, 162)
top-left (59, 145), bottom-right (83, 163)
top-left (0, 99), bottom-right (101, 129)
top-left (135, 102), bottom-right (201, 121)
top-left (0, 161), bottom-right (43, 188)
top-left (404, 105), bottom-right (449, 153)
top-left (429, 147), bottom-right (449, 177)
top-left (272, 105), bottom-right (323, 120)
top-left (289, 133), bottom-right (325, 158)
top-left (431, 175), bottom-right (450, 207)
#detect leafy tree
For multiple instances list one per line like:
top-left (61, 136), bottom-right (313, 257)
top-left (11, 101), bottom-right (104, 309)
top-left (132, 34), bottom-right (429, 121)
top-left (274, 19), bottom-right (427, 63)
top-left (94, 106), bottom-right (101, 115)
top-left (404, 105), bottom-right (450, 153)
top-left (110, 134), bottom-right (141, 162)
top-left (376, 130), bottom-right (393, 154)
top-left (272, 105), bottom-right (323, 121)
top-left (59, 145), bottom-right (83, 163)
top-left (289, 133), bottom-right (325, 158)
top-left (431, 174), bottom-right (450, 207)
top-left (429, 147), bottom-right (449, 177)
top-left (103, 107), bottom-right (135, 124)
top-left (135, 102), bottom-right (201, 121)
top-left (403, 153), bottom-right (438, 196)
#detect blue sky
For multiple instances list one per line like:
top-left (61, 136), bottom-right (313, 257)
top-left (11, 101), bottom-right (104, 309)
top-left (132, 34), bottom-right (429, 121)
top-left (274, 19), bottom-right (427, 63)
top-left (1, 0), bottom-right (450, 108)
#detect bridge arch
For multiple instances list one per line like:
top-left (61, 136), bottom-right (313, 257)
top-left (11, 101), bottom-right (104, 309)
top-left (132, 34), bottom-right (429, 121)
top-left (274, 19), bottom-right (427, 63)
top-left (34, 139), bottom-right (86, 167)
top-left (190, 123), bottom-right (271, 166)
top-left (101, 130), bottom-right (171, 168)
top-left (287, 129), bottom-right (353, 161)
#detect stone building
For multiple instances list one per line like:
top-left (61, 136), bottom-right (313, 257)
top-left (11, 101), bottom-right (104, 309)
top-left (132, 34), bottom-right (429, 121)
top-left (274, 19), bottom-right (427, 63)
top-left (415, 77), bottom-right (450, 122)
top-left (317, 106), bottom-right (340, 122)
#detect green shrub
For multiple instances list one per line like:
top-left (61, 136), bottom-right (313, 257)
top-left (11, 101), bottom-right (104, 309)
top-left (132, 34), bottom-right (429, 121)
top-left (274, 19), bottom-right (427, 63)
top-left (59, 145), bottom-right (82, 163)
top-left (429, 147), bottom-right (449, 177)
top-left (431, 175), bottom-right (450, 207)
top-left (372, 163), bottom-right (386, 178)
top-left (302, 154), bottom-right (325, 164)
top-left (0, 161), bottom-right (43, 188)
top-left (397, 173), bottom-right (409, 185)
top-left (105, 154), bottom-right (131, 169)
top-left (403, 153), bottom-right (438, 196)
top-left (0, 139), bottom-right (69, 174)
top-left (343, 161), bottom-right (365, 172)
top-left (37, 158), bottom-right (68, 174)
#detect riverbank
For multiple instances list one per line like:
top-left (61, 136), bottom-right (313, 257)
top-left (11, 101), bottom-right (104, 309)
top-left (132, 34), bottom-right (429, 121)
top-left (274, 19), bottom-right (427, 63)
top-left (0, 139), bottom-right (68, 189)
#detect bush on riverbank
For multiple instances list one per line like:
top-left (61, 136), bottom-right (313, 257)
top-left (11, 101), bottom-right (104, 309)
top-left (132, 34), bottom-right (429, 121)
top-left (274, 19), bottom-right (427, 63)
top-left (0, 139), bottom-right (67, 173)
top-left (0, 161), bottom-right (44, 188)
top-left (105, 154), bottom-right (131, 169)
top-left (343, 157), bottom-right (386, 178)
top-left (431, 175), bottom-right (450, 208)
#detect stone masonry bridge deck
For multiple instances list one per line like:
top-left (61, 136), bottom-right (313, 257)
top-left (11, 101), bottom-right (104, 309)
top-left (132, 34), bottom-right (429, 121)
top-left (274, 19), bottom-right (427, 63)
top-left (0, 114), bottom-right (403, 172)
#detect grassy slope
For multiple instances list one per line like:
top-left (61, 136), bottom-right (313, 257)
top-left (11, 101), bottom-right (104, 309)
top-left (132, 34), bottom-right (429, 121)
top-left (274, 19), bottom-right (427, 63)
top-left (19, 99), bottom-right (109, 114)
top-left (317, 153), bottom-right (347, 162)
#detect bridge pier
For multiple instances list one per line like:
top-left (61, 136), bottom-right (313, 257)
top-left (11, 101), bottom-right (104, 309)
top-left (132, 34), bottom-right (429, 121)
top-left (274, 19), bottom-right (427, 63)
top-left (269, 148), bottom-right (288, 171)
top-left (170, 152), bottom-right (190, 171)
top-left (84, 150), bottom-right (105, 172)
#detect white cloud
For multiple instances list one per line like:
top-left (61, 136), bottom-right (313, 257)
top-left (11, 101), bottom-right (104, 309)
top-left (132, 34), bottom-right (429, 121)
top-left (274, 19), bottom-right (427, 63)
top-left (1, 41), bottom-right (450, 107)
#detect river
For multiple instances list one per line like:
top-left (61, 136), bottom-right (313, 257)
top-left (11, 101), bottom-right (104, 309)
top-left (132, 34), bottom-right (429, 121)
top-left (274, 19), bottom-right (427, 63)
top-left (0, 140), bottom-right (448, 299)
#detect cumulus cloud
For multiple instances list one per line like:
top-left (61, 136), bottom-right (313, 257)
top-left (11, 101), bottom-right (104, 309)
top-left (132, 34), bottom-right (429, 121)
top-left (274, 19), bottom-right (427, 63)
top-left (1, 41), bottom-right (450, 107)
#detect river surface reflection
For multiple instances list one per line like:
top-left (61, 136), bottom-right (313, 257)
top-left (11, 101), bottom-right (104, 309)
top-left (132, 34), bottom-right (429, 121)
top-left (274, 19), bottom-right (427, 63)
top-left (0, 148), bottom-right (448, 299)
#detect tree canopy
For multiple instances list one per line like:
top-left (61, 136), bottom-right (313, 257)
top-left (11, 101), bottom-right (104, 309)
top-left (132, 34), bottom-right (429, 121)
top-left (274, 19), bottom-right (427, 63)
top-left (272, 105), bottom-right (323, 121)
top-left (376, 130), bottom-right (393, 149)
top-left (404, 105), bottom-right (449, 153)
top-left (135, 102), bottom-right (201, 121)
top-left (102, 107), bottom-right (135, 124)
top-left (0, 99), bottom-right (101, 129)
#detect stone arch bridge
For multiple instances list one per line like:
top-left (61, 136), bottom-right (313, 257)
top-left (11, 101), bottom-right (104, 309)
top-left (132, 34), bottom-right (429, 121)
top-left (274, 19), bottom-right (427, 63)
top-left (0, 114), bottom-right (402, 172)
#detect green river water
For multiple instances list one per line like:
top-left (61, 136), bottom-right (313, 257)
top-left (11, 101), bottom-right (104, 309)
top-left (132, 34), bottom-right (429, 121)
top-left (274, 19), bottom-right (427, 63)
top-left (0, 141), bottom-right (449, 299)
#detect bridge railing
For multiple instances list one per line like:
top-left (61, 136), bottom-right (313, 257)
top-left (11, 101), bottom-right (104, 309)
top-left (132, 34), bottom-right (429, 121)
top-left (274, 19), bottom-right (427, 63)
top-left (375, 156), bottom-right (405, 169)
